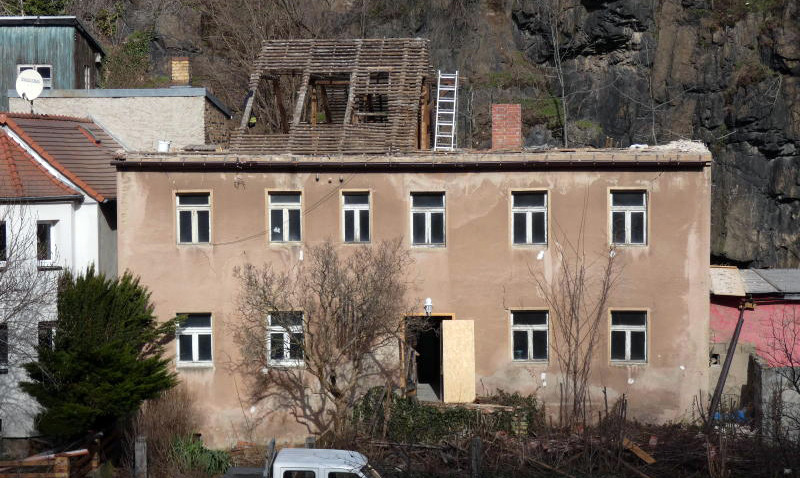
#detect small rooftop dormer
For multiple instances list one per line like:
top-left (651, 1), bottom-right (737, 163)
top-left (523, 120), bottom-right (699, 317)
top-left (232, 38), bottom-right (434, 155)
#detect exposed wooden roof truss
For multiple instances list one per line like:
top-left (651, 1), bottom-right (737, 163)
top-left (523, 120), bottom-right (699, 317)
top-left (232, 38), bottom-right (433, 155)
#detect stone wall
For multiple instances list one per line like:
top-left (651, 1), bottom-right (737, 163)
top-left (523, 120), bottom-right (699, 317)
top-left (204, 101), bottom-right (230, 147)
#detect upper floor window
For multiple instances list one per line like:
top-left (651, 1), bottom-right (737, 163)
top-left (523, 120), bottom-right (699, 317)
top-left (343, 192), bottom-right (370, 243)
top-left (511, 310), bottom-right (548, 361)
top-left (177, 313), bottom-right (213, 365)
top-left (176, 193), bottom-right (210, 244)
top-left (0, 323), bottom-right (7, 368)
top-left (512, 192), bottom-right (547, 245)
top-left (0, 221), bottom-right (7, 262)
top-left (17, 65), bottom-right (52, 89)
top-left (610, 190), bottom-right (647, 245)
top-left (268, 311), bottom-right (304, 367)
top-left (610, 311), bottom-right (647, 363)
top-left (38, 321), bottom-right (57, 350)
top-left (36, 221), bottom-right (55, 262)
top-left (269, 192), bottom-right (301, 243)
top-left (411, 192), bottom-right (445, 246)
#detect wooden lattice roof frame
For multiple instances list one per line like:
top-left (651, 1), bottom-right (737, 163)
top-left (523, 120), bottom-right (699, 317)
top-left (233, 38), bottom-right (434, 155)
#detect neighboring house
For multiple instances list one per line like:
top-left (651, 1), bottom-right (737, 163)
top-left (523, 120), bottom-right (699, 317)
top-left (8, 85), bottom-right (233, 151)
top-left (709, 266), bottom-right (800, 433)
top-left (115, 39), bottom-right (712, 447)
top-left (0, 16), bottom-right (104, 110)
top-left (0, 113), bottom-right (120, 441)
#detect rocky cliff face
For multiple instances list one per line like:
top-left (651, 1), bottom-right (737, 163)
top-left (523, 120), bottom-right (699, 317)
top-left (509, 0), bottom-right (799, 267)
top-left (125, 0), bottom-right (799, 267)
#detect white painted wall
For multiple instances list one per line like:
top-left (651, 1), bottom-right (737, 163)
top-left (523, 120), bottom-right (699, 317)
top-left (0, 198), bottom-right (108, 438)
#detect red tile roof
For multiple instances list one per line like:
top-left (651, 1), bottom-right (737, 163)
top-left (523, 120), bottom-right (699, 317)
top-left (0, 131), bottom-right (81, 199)
top-left (0, 113), bottom-right (122, 201)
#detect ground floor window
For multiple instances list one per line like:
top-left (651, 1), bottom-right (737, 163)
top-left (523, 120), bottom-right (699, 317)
top-left (177, 313), bottom-right (212, 365)
top-left (511, 310), bottom-right (548, 361)
top-left (610, 311), bottom-right (647, 362)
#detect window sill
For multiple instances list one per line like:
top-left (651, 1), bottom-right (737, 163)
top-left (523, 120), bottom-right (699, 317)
top-left (610, 360), bottom-right (647, 367)
top-left (176, 361), bottom-right (214, 369)
top-left (610, 243), bottom-right (648, 248)
top-left (263, 361), bottom-right (304, 370)
top-left (176, 242), bottom-right (212, 247)
top-left (512, 359), bottom-right (548, 365)
top-left (411, 244), bottom-right (446, 249)
top-left (37, 264), bottom-right (62, 271)
top-left (269, 241), bottom-right (303, 246)
top-left (342, 241), bottom-right (371, 245)
top-left (511, 244), bottom-right (548, 249)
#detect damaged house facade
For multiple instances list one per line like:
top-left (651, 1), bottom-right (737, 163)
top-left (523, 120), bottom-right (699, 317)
top-left (115, 39), bottom-right (712, 446)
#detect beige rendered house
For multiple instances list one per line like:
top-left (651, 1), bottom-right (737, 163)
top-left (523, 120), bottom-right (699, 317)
top-left (114, 39), bottom-right (711, 447)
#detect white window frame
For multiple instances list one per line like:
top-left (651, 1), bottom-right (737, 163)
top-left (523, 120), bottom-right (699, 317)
top-left (511, 310), bottom-right (549, 362)
top-left (342, 192), bottom-right (370, 243)
top-left (0, 322), bottom-right (8, 368)
top-left (36, 220), bottom-right (56, 267)
top-left (410, 192), bottom-right (445, 246)
top-left (84, 65), bottom-right (91, 90)
top-left (0, 220), bottom-right (7, 265)
top-left (17, 64), bottom-right (53, 89)
top-left (267, 312), bottom-right (304, 367)
top-left (176, 193), bottom-right (211, 244)
top-left (511, 191), bottom-right (548, 245)
top-left (610, 190), bottom-right (647, 245)
top-left (176, 314), bottom-right (213, 366)
top-left (610, 311), bottom-right (648, 363)
top-left (269, 192), bottom-right (302, 243)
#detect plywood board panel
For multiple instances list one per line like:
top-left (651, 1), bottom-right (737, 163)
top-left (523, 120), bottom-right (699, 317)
top-left (442, 320), bottom-right (476, 403)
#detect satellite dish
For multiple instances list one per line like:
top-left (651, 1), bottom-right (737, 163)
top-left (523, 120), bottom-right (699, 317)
top-left (16, 69), bottom-right (44, 101)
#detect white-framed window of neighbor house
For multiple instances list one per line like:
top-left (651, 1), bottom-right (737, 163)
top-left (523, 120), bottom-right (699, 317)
top-left (610, 310), bottom-right (647, 363)
top-left (342, 191), bottom-right (370, 243)
top-left (0, 322), bottom-right (8, 369)
top-left (17, 64), bottom-right (53, 89)
top-left (410, 192), bottom-right (445, 246)
top-left (0, 220), bottom-right (7, 264)
top-left (269, 192), bottom-right (302, 243)
top-left (267, 311), bottom-right (304, 367)
top-left (610, 190), bottom-right (647, 245)
top-left (36, 221), bottom-right (56, 266)
top-left (511, 310), bottom-right (548, 362)
top-left (176, 192), bottom-right (211, 244)
top-left (176, 313), bottom-right (213, 366)
top-left (512, 191), bottom-right (547, 245)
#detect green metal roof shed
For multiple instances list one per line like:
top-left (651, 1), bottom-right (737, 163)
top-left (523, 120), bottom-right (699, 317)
top-left (0, 16), bottom-right (105, 110)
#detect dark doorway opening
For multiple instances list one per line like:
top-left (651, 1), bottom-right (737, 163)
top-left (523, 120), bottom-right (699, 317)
top-left (408, 315), bottom-right (449, 402)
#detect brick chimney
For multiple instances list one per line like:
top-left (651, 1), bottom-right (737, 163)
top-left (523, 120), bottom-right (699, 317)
top-left (491, 104), bottom-right (522, 151)
top-left (171, 57), bottom-right (191, 86)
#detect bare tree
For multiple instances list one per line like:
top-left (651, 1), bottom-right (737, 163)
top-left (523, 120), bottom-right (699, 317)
top-left (761, 306), bottom-right (800, 438)
top-left (0, 205), bottom-right (59, 435)
top-left (232, 238), bottom-right (415, 442)
top-left (531, 213), bottom-right (620, 428)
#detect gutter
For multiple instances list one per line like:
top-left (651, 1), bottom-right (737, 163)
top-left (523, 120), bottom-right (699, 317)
top-left (0, 195), bottom-right (84, 203)
top-left (113, 159), bottom-right (711, 173)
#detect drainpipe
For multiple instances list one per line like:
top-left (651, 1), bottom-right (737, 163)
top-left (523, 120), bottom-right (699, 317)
top-left (706, 297), bottom-right (755, 434)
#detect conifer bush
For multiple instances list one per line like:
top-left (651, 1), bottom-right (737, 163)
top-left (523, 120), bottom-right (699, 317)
top-left (21, 267), bottom-right (178, 440)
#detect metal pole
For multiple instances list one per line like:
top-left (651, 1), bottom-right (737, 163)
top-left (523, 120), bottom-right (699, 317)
top-left (706, 299), bottom-right (751, 434)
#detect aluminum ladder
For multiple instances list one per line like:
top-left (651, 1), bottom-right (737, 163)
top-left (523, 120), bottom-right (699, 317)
top-left (433, 70), bottom-right (458, 151)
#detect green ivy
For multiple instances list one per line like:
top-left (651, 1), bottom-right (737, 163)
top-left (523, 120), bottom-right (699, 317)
top-left (354, 388), bottom-right (543, 443)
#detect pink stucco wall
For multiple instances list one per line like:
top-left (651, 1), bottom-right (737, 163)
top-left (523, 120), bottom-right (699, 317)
top-left (710, 296), bottom-right (800, 367)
